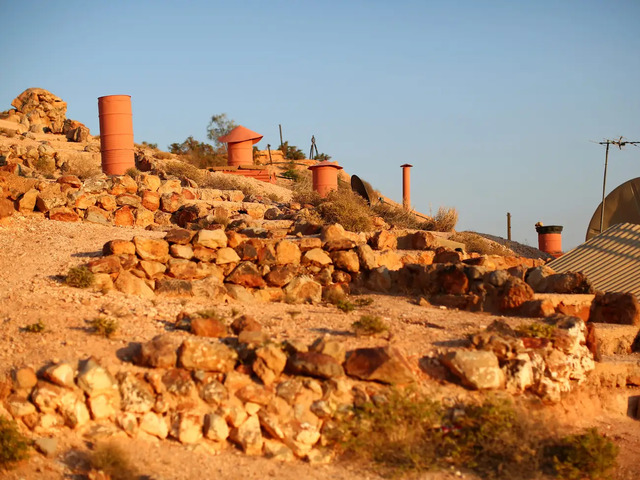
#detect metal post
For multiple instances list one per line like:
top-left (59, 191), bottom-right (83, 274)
top-left (507, 212), bottom-right (511, 241)
top-left (600, 142), bottom-right (610, 234)
top-left (267, 144), bottom-right (272, 165)
top-left (278, 124), bottom-right (283, 149)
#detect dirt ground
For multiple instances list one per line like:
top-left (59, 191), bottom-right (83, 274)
top-left (1, 213), bottom-right (639, 480)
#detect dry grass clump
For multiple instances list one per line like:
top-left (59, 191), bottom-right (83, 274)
top-left (88, 441), bottom-right (141, 480)
top-left (154, 151), bottom-right (173, 160)
top-left (450, 231), bottom-right (513, 256)
top-left (163, 160), bottom-right (208, 185)
top-left (371, 201), bottom-right (425, 229)
top-left (420, 206), bottom-right (458, 232)
top-left (0, 127), bottom-right (16, 138)
top-left (63, 157), bottom-right (102, 180)
top-left (0, 418), bottom-right (30, 469)
top-left (317, 188), bottom-right (374, 232)
top-left (32, 157), bottom-right (55, 178)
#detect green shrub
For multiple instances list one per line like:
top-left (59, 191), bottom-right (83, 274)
top-left (442, 397), bottom-right (545, 479)
top-left (23, 320), bottom-right (45, 333)
top-left (88, 441), bottom-right (140, 480)
top-left (87, 317), bottom-right (119, 338)
top-left (327, 390), bottom-right (443, 473)
top-left (279, 141), bottom-right (306, 160)
top-left (516, 322), bottom-right (556, 339)
top-left (329, 395), bottom-right (550, 479)
top-left (0, 417), bottom-right (30, 469)
top-left (65, 266), bottom-right (94, 288)
top-left (547, 428), bottom-right (618, 480)
top-left (336, 300), bottom-right (355, 313)
top-left (352, 315), bottom-right (388, 336)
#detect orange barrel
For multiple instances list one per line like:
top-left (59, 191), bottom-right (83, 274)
top-left (227, 139), bottom-right (254, 167)
top-left (98, 95), bottom-right (135, 175)
top-left (535, 225), bottom-right (563, 257)
top-left (308, 161), bottom-right (344, 197)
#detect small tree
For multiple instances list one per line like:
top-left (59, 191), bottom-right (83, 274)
top-left (168, 136), bottom-right (226, 168)
top-left (279, 141), bottom-right (306, 160)
top-left (207, 113), bottom-right (237, 148)
top-left (314, 153), bottom-right (332, 161)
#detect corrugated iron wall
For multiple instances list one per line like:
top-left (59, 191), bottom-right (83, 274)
top-left (549, 223), bottom-right (640, 298)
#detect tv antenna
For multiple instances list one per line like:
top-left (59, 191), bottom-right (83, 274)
top-left (597, 137), bottom-right (640, 233)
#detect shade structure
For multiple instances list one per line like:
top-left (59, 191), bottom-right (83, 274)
top-left (219, 125), bottom-right (263, 167)
top-left (308, 161), bottom-right (343, 197)
top-left (98, 95), bottom-right (135, 175)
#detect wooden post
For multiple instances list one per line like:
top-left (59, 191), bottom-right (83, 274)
top-left (507, 212), bottom-right (512, 241)
top-left (279, 124), bottom-right (283, 149)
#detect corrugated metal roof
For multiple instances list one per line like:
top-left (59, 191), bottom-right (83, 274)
top-left (548, 223), bottom-right (640, 298)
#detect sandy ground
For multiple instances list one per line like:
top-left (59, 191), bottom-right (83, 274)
top-left (1, 213), bottom-right (639, 480)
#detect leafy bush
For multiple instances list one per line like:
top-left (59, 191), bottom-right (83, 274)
top-left (516, 322), bottom-right (556, 339)
top-left (66, 266), bottom-right (94, 288)
top-left (0, 417), bottom-right (30, 469)
top-left (352, 315), bottom-right (388, 336)
top-left (329, 393), bottom-right (618, 480)
top-left (547, 429), bottom-right (618, 480)
top-left (87, 317), bottom-right (119, 338)
top-left (88, 441), bottom-right (140, 480)
top-left (23, 320), bottom-right (45, 333)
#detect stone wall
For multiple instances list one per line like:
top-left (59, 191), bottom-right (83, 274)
top-left (1, 313), bottom-right (597, 461)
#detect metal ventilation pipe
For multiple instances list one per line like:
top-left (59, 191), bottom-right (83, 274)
top-left (401, 163), bottom-right (413, 210)
top-left (308, 161), bottom-right (343, 197)
top-left (535, 223), bottom-right (563, 258)
top-left (98, 95), bottom-right (135, 175)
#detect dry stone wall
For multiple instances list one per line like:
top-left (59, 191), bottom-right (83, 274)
top-left (1, 313), bottom-right (601, 461)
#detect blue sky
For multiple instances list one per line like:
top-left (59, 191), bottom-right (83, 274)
top-left (2, 0), bottom-right (639, 249)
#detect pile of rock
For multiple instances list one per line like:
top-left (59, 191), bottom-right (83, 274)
top-left (441, 316), bottom-right (595, 402)
top-left (2, 321), bottom-right (415, 461)
top-left (1, 88), bottom-right (89, 140)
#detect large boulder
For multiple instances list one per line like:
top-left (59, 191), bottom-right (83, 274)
top-left (11, 88), bottom-right (67, 133)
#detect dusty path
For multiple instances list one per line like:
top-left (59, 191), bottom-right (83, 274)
top-left (0, 213), bottom-right (639, 480)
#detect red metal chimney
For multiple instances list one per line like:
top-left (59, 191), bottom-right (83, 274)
top-left (218, 126), bottom-right (263, 167)
top-left (401, 163), bottom-right (412, 210)
top-left (98, 95), bottom-right (135, 175)
top-left (308, 160), bottom-right (343, 197)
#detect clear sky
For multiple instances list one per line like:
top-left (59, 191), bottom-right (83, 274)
top-left (2, 0), bottom-right (639, 250)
